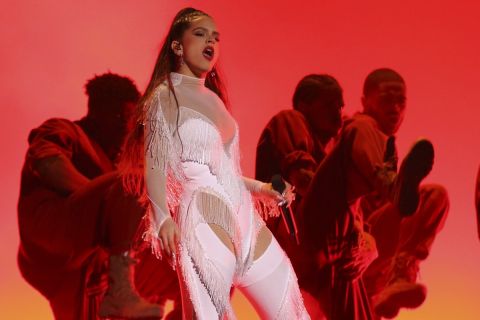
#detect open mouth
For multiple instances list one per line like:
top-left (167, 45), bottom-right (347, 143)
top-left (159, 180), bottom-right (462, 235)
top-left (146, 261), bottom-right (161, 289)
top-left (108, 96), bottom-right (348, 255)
top-left (202, 46), bottom-right (214, 61)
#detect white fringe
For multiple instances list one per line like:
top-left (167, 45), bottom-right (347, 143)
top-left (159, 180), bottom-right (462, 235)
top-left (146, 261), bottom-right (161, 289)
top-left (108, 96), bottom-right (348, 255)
top-left (144, 88), bottom-right (185, 187)
top-left (178, 188), bottom-right (237, 319)
top-left (196, 188), bottom-right (239, 245)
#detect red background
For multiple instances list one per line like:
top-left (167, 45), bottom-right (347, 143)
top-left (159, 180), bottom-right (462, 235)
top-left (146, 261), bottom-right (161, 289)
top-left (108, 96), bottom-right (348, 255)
top-left (1, 1), bottom-right (479, 318)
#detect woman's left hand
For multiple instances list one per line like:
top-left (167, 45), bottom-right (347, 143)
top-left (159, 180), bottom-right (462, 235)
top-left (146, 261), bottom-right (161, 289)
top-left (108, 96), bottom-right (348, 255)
top-left (261, 181), bottom-right (296, 207)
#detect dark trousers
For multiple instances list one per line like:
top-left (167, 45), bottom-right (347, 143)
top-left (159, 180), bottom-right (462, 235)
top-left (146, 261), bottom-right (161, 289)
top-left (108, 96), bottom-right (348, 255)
top-left (363, 184), bottom-right (449, 297)
top-left (18, 172), bottom-right (180, 319)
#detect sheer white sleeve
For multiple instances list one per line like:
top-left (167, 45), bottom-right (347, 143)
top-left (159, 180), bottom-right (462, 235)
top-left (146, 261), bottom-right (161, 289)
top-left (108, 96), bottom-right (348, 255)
top-left (242, 176), bottom-right (281, 220)
top-left (242, 176), bottom-right (266, 194)
top-left (143, 87), bottom-right (184, 257)
top-left (145, 156), bottom-right (170, 232)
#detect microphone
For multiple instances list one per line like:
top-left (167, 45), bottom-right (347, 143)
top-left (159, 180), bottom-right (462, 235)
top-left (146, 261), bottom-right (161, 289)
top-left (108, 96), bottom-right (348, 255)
top-left (271, 174), bottom-right (299, 244)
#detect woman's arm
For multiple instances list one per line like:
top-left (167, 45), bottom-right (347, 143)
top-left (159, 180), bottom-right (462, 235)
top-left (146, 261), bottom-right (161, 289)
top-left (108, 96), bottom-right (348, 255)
top-left (143, 89), bottom-right (181, 259)
top-left (145, 143), bottom-right (180, 258)
top-left (145, 156), bottom-right (170, 228)
top-left (242, 176), bottom-right (295, 205)
top-left (242, 176), bottom-right (269, 194)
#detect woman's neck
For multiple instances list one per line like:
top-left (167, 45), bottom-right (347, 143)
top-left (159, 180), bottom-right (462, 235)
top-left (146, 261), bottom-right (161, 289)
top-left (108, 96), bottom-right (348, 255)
top-left (176, 64), bottom-right (207, 79)
top-left (171, 71), bottom-right (206, 88)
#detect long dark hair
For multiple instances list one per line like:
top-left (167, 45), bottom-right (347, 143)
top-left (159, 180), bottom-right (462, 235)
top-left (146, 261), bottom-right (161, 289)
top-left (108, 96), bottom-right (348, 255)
top-left (120, 7), bottom-right (228, 197)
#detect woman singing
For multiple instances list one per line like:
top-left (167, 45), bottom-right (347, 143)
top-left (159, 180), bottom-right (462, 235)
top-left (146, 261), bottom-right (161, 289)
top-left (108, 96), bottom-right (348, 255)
top-left (122, 8), bottom-right (310, 319)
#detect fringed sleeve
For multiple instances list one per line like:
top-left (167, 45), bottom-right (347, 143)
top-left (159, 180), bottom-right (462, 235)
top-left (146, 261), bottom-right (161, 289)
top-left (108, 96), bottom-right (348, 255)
top-left (243, 176), bottom-right (282, 220)
top-left (143, 87), bottom-right (185, 258)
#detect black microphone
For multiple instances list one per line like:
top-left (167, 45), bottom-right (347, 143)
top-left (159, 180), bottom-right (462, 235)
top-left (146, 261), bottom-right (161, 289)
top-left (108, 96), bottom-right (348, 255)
top-left (271, 174), bottom-right (299, 244)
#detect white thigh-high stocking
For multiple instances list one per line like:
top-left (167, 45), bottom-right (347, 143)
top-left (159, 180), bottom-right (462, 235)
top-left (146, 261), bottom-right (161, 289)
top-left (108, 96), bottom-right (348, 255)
top-left (237, 238), bottom-right (310, 320)
top-left (178, 223), bottom-right (236, 319)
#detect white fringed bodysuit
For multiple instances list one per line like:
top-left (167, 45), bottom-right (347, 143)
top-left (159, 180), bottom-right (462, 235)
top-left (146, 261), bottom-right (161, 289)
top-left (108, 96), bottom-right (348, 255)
top-left (144, 73), bottom-right (309, 319)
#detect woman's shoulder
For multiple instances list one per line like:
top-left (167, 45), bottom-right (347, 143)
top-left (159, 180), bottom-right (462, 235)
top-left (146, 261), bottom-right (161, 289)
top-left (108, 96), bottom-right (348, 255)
top-left (144, 84), bottom-right (177, 121)
top-left (153, 82), bottom-right (171, 98)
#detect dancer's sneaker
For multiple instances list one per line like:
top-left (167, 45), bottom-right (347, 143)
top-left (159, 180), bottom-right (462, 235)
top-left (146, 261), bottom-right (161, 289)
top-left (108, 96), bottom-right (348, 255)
top-left (393, 139), bottom-right (434, 216)
top-left (373, 254), bottom-right (426, 319)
